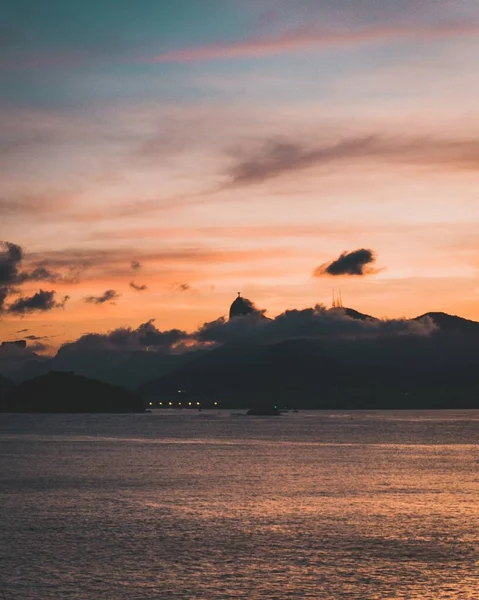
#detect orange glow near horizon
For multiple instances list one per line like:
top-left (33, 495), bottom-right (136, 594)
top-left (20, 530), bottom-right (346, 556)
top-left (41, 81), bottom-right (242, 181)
top-left (2, 5), bottom-right (479, 352)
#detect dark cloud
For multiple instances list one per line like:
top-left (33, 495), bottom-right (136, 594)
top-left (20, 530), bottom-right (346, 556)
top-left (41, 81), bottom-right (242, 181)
top-left (16, 328), bottom-right (29, 333)
top-left (129, 281), bottom-right (148, 292)
top-left (24, 334), bottom-right (50, 341)
top-left (131, 260), bottom-right (141, 271)
top-left (59, 319), bottom-right (188, 354)
top-left (227, 135), bottom-right (479, 186)
top-left (56, 301), bottom-right (437, 359)
top-left (136, 320), bottom-right (188, 348)
top-left (175, 283), bottom-right (190, 292)
top-left (7, 290), bottom-right (69, 314)
top-left (314, 249), bottom-right (378, 277)
top-left (0, 287), bottom-right (9, 313)
top-left (0, 241), bottom-right (82, 310)
top-left (15, 267), bottom-right (55, 283)
top-left (2, 338), bottom-right (50, 354)
top-left (0, 341), bottom-right (39, 362)
top-left (84, 289), bottom-right (120, 305)
top-left (0, 239), bottom-right (75, 312)
top-left (0, 241), bottom-right (23, 286)
top-left (28, 341), bottom-right (50, 353)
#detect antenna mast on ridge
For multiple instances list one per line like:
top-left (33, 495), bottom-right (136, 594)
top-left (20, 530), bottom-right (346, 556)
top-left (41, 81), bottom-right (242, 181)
top-left (332, 288), bottom-right (343, 308)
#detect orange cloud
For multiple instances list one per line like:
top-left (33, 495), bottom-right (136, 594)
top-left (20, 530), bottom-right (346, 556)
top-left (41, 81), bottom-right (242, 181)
top-left (22, 245), bottom-right (300, 284)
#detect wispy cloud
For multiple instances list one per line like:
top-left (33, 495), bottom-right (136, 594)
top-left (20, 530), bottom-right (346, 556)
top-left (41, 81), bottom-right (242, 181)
top-left (227, 135), bottom-right (479, 186)
top-left (15, 266), bottom-right (81, 285)
top-left (140, 23), bottom-right (479, 64)
top-left (0, 191), bottom-right (82, 220)
top-left (28, 246), bottom-right (296, 278)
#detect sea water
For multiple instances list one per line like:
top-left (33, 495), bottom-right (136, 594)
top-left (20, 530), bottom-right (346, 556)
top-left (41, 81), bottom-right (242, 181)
top-left (0, 410), bottom-right (478, 599)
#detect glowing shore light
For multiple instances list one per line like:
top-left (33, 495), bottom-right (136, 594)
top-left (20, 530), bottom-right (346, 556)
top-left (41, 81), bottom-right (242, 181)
top-left (214, 402), bottom-right (218, 406)
top-left (168, 402), bottom-right (172, 406)
top-left (159, 402), bottom-right (163, 406)
top-left (188, 402), bottom-right (192, 406)
top-left (149, 402), bottom-right (153, 406)
top-left (196, 402), bottom-right (200, 406)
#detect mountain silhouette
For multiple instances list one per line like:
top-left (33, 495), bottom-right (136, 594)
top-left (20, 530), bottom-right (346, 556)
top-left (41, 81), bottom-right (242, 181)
top-left (1, 371), bottom-right (145, 413)
top-left (6, 348), bottom-right (201, 389)
top-left (2, 309), bottom-right (479, 410)
top-left (414, 311), bottom-right (479, 335)
top-left (0, 374), bottom-right (14, 396)
top-left (138, 338), bottom-right (339, 406)
top-left (137, 311), bottom-right (479, 409)
top-left (341, 307), bottom-right (377, 321)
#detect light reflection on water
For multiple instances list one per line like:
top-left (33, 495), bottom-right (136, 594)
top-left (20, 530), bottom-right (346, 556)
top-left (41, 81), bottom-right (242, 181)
top-left (1, 410), bottom-right (478, 599)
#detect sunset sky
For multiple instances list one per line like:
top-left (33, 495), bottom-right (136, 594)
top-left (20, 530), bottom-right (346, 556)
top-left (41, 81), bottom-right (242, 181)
top-left (1, 0), bottom-right (479, 352)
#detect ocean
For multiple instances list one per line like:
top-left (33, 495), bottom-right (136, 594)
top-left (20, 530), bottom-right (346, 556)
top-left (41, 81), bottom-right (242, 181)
top-left (1, 410), bottom-right (478, 599)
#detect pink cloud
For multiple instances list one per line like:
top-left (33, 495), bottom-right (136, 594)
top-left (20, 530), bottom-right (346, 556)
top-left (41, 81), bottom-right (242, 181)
top-left (2, 20), bottom-right (478, 73)
top-left (140, 23), bottom-right (479, 64)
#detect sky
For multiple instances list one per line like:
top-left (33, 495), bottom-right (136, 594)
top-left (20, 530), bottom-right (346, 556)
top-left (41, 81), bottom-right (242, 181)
top-left (1, 0), bottom-right (479, 352)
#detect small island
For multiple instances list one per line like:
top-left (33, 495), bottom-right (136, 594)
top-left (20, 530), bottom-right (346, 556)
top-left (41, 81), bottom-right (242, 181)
top-left (1, 371), bottom-right (145, 413)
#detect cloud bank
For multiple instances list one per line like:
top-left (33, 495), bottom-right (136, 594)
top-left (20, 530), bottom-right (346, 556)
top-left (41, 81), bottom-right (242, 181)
top-left (59, 319), bottom-right (188, 355)
top-left (195, 305), bottom-right (435, 346)
top-left (57, 304), bottom-right (436, 357)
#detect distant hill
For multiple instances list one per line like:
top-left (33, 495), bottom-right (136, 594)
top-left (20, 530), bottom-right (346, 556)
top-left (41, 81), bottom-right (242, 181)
top-left (3, 309), bottom-right (479, 405)
top-left (0, 374), bottom-right (14, 396)
top-left (1, 371), bottom-right (145, 413)
top-left (341, 307), bottom-right (479, 333)
top-left (137, 328), bottom-right (479, 410)
top-left (138, 338), bottom-right (339, 406)
top-left (414, 312), bottom-right (479, 335)
top-left (5, 349), bottom-right (202, 389)
top-left (342, 307), bottom-right (377, 321)
top-left (0, 345), bottom-right (48, 379)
